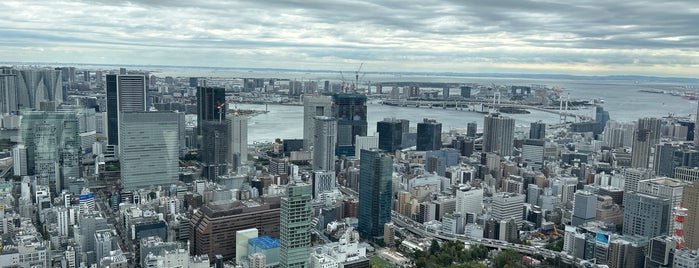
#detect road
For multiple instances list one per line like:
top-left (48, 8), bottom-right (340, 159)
top-left (390, 211), bottom-right (578, 266)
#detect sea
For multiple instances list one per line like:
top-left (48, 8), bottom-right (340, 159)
top-left (1, 65), bottom-right (697, 143)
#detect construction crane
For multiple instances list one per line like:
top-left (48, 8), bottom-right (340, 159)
top-left (354, 62), bottom-right (364, 91)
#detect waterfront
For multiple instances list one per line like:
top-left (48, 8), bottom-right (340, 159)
top-left (240, 79), bottom-right (697, 143)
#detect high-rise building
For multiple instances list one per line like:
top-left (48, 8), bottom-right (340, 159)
top-left (460, 86), bottom-right (471, 99)
top-left (417, 118), bottom-right (442, 151)
top-left (355, 134), bottom-right (378, 158)
top-left (201, 120), bottom-right (228, 181)
top-left (622, 168), bottom-right (653, 204)
top-left (19, 110), bottom-right (79, 193)
top-left (312, 116), bottom-right (336, 171)
top-left (358, 149), bottom-right (392, 238)
top-left (467, 122), bottom-right (477, 137)
top-left (638, 117), bottom-right (663, 145)
top-left (636, 177), bottom-right (686, 236)
top-left (683, 182), bottom-right (699, 249)
top-left (106, 74), bottom-right (146, 145)
top-left (695, 101), bottom-right (699, 146)
top-left (302, 95), bottom-right (332, 150)
top-left (483, 113), bottom-right (515, 156)
top-left (119, 112), bottom-right (179, 190)
top-left (377, 118), bottom-right (408, 152)
top-left (455, 185), bottom-right (483, 216)
top-left (521, 139), bottom-right (545, 170)
top-left (332, 94), bottom-right (367, 157)
top-left (196, 86), bottom-right (226, 135)
top-left (529, 121), bottom-right (546, 139)
top-left (227, 113), bottom-right (248, 172)
top-left (623, 192), bottom-right (671, 238)
top-left (0, 68), bottom-right (63, 113)
top-left (0, 71), bottom-right (18, 114)
top-left (595, 106), bottom-right (610, 133)
top-left (491, 193), bottom-right (524, 225)
top-left (312, 171), bottom-right (336, 199)
top-left (631, 128), bottom-right (652, 168)
top-left (572, 190), bottom-right (596, 226)
top-left (280, 183), bottom-right (312, 268)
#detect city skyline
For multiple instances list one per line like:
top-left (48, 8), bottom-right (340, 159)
top-left (1, 1), bottom-right (698, 78)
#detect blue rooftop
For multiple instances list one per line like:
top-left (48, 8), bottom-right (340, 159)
top-left (248, 236), bottom-right (280, 249)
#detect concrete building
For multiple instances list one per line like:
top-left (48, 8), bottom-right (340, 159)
top-left (631, 128), bottom-right (652, 168)
top-left (313, 116), bottom-right (337, 172)
top-left (354, 134), bottom-right (378, 159)
top-left (623, 192), bottom-right (671, 238)
top-left (491, 193), bottom-right (524, 226)
top-left (303, 95), bottom-right (332, 150)
top-left (190, 198), bottom-right (281, 260)
top-left (683, 182), bottom-right (699, 250)
top-left (228, 113), bottom-right (248, 170)
top-left (572, 190), bottom-right (596, 227)
top-left (521, 139), bottom-right (545, 170)
top-left (483, 113), bottom-right (515, 156)
top-left (119, 112), bottom-right (179, 190)
top-left (280, 183), bottom-right (312, 268)
top-left (235, 228), bottom-right (258, 264)
top-left (0, 68), bottom-right (62, 113)
top-left (455, 185), bottom-right (483, 216)
top-left (312, 171), bottom-right (336, 199)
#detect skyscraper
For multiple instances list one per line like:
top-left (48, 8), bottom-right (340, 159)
top-left (332, 94), bottom-right (367, 157)
top-left (1, 68), bottom-right (63, 112)
top-left (683, 182), bottom-right (699, 249)
top-left (196, 86), bottom-right (226, 133)
top-left (106, 74), bottom-right (146, 145)
top-left (572, 190), bottom-right (596, 226)
top-left (19, 110), bottom-right (79, 193)
top-left (417, 118), bottom-right (442, 151)
top-left (201, 120), bottom-right (228, 181)
top-left (0, 71), bottom-right (17, 114)
top-left (529, 121), bottom-right (546, 140)
top-left (119, 112), bottom-right (179, 190)
top-left (358, 149), bottom-right (392, 238)
top-left (227, 113), bottom-right (248, 172)
top-left (483, 113), bottom-right (515, 156)
top-left (280, 183), bottom-right (312, 268)
top-left (695, 101), bottom-right (699, 146)
top-left (377, 118), bottom-right (407, 152)
top-left (467, 122), bottom-right (477, 137)
top-left (312, 116), bottom-right (337, 171)
top-left (302, 95), bottom-right (332, 150)
top-left (631, 128), bottom-right (652, 168)
top-left (637, 117), bottom-right (663, 145)
top-left (595, 106), bottom-right (610, 133)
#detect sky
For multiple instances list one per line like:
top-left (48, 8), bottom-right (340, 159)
top-left (1, 0), bottom-right (698, 77)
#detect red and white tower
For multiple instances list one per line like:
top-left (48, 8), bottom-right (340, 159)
top-left (674, 202), bottom-right (688, 249)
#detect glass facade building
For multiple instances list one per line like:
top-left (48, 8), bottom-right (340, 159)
top-left (358, 149), bottom-right (392, 238)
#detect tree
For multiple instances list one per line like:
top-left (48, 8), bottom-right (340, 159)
top-left (494, 250), bottom-right (522, 268)
top-left (429, 239), bottom-right (441, 255)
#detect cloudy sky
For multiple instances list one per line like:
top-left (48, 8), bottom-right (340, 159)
top-left (1, 0), bottom-right (698, 77)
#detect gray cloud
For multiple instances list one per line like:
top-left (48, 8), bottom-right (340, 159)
top-left (0, 0), bottom-right (698, 76)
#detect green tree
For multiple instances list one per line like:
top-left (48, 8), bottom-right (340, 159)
top-left (429, 239), bottom-right (441, 255)
top-left (494, 250), bottom-right (522, 268)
